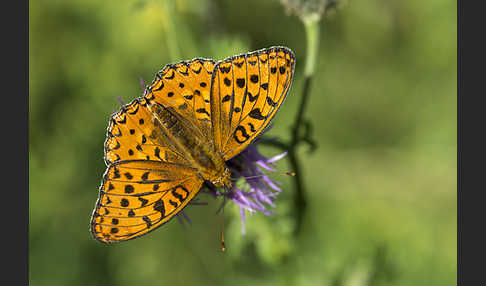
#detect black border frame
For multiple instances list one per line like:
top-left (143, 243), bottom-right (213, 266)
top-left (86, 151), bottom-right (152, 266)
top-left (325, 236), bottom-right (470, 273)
top-left (458, 0), bottom-right (486, 285)
top-left (6, 0), bottom-right (28, 284)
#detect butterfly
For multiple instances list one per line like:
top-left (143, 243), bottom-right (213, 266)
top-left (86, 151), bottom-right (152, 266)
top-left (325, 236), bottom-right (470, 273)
top-left (90, 46), bottom-right (295, 243)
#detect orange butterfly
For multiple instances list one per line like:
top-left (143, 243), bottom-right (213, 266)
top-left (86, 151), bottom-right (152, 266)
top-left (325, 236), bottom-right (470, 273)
top-left (90, 46), bottom-right (295, 243)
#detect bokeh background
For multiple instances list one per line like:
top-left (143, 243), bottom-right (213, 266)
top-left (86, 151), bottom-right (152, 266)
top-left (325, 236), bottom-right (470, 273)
top-left (29, 0), bottom-right (456, 285)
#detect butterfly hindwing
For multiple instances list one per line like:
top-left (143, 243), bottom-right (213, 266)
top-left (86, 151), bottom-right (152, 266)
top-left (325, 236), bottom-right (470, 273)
top-left (91, 160), bottom-right (203, 243)
top-left (210, 47), bottom-right (295, 160)
top-left (94, 95), bottom-right (206, 243)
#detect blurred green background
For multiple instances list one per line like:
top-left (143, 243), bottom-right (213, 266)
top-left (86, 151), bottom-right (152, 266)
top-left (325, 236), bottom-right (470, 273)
top-left (29, 0), bottom-right (456, 285)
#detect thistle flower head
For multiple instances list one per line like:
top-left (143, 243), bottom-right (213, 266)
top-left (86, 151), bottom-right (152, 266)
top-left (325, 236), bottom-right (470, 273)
top-left (279, 0), bottom-right (343, 20)
top-left (204, 139), bottom-right (288, 235)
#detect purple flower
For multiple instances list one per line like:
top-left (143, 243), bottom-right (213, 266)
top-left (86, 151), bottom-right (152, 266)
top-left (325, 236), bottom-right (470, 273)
top-left (205, 140), bottom-right (288, 235)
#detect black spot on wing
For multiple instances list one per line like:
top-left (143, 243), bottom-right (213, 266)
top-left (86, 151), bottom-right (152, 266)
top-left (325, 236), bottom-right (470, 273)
top-left (220, 66), bottom-right (231, 73)
top-left (171, 189), bottom-right (184, 202)
top-left (113, 168), bottom-right (121, 179)
top-left (120, 198), bottom-right (129, 207)
top-left (248, 92), bottom-right (258, 102)
top-left (196, 108), bottom-right (210, 116)
top-left (143, 216), bottom-right (152, 228)
top-left (234, 61), bottom-right (244, 68)
top-left (249, 108), bottom-right (266, 120)
top-left (180, 69), bottom-right (189, 76)
top-left (139, 197), bottom-right (148, 207)
top-left (141, 172), bottom-right (149, 181)
top-left (164, 70), bottom-right (175, 79)
top-left (154, 147), bottom-right (162, 160)
top-left (111, 140), bottom-right (120, 150)
top-left (224, 77), bottom-right (231, 87)
top-left (169, 200), bottom-right (178, 208)
top-left (128, 104), bottom-right (139, 115)
top-left (234, 126), bottom-right (250, 144)
top-left (222, 95), bottom-right (231, 102)
top-left (266, 97), bottom-right (277, 107)
top-left (153, 81), bottom-right (164, 91)
top-left (236, 78), bottom-right (245, 88)
top-left (125, 185), bottom-right (134, 194)
top-left (154, 199), bottom-right (165, 216)
top-left (116, 115), bottom-right (127, 124)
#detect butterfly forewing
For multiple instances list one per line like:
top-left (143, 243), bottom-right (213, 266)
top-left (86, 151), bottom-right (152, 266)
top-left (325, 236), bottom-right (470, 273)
top-left (145, 58), bottom-right (216, 140)
top-left (104, 98), bottom-right (189, 166)
top-left (210, 47), bottom-right (295, 160)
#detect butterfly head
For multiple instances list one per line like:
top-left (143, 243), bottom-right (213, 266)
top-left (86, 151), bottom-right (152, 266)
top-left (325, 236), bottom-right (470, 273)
top-left (211, 167), bottom-right (232, 189)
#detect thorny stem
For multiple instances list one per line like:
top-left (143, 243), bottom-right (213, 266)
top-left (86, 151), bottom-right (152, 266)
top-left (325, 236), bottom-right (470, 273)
top-left (263, 13), bottom-right (321, 236)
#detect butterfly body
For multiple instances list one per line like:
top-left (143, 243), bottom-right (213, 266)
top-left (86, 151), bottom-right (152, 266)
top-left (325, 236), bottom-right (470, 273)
top-left (91, 47), bottom-right (295, 243)
top-left (146, 100), bottom-right (232, 188)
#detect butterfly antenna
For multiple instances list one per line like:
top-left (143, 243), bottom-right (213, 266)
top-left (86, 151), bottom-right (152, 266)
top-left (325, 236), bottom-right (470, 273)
top-left (221, 195), bottom-right (226, 252)
top-left (116, 96), bottom-right (125, 106)
top-left (229, 172), bottom-right (295, 181)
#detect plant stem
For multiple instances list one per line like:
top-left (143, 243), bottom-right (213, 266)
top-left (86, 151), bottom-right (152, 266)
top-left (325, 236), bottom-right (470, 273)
top-left (284, 13), bottom-right (321, 235)
top-left (302, 13), bottom-right (321, 78)
top-left (161, 0), bottom-right (181, 62)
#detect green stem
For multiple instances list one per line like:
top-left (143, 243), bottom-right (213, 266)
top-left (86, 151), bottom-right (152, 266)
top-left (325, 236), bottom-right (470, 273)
top-left (288, 13), bottom-right (321, 235)
top-left (303, 13), bottom-right (321, 78)
top-left (162, 0), bottom-right (181, 62)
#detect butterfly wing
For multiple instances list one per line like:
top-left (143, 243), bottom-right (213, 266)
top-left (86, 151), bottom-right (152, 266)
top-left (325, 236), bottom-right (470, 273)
top-left (209, 47), bottom-right (295, 160)
top-left (91, 160), bottom-right (202, 243)
top-left (91, 98), bottom-right (203, 243)
top-left (144, 58), bottom-right (216, 141)
top-left (104, 98), bottom-right (190, 166)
